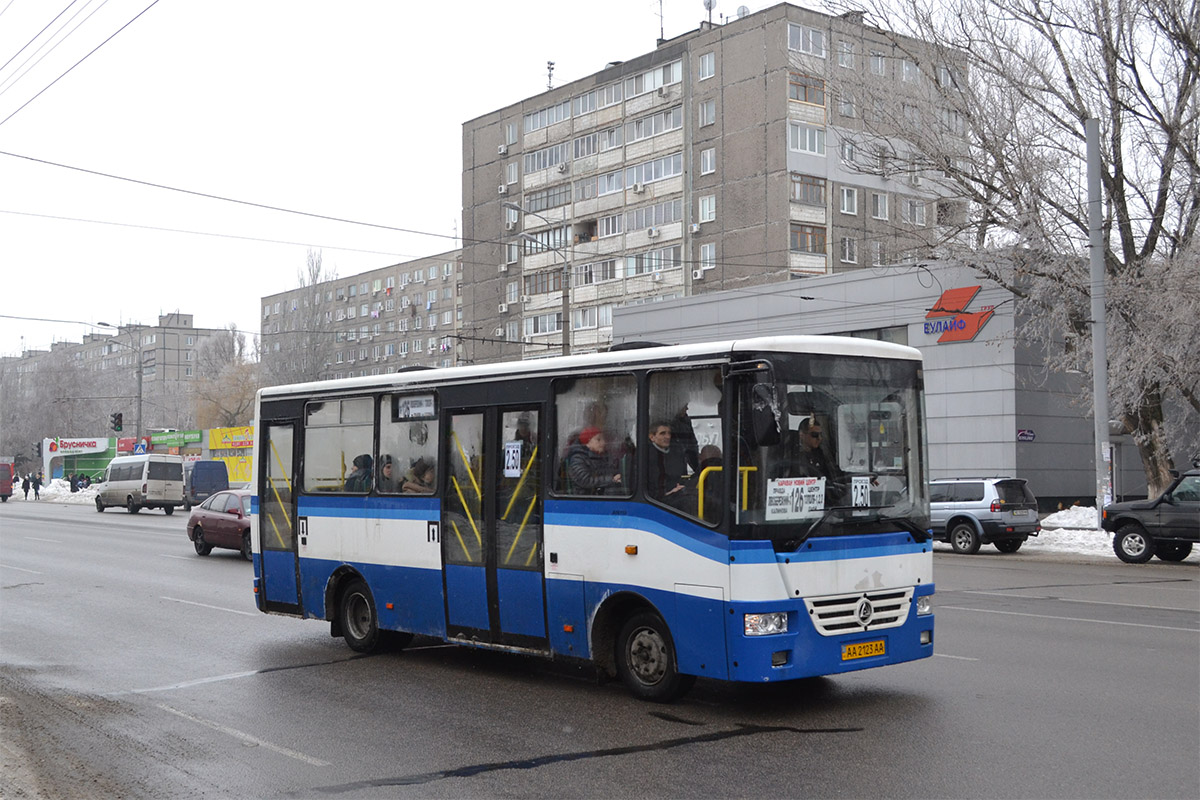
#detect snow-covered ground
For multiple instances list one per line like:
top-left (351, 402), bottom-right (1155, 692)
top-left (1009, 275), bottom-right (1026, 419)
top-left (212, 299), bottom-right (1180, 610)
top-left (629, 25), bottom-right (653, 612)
top-left (8, 479), bottom-right (1197, 564)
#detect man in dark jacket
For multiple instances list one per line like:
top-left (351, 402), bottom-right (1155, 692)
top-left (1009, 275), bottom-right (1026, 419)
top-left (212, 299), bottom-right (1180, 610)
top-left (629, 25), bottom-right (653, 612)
top-left (565, 428), bottom-right (622, 494)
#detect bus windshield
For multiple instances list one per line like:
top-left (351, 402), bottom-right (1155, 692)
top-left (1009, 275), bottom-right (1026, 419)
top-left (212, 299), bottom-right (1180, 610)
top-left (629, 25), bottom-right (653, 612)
top-left (733, 352), bottom-right (928, 543)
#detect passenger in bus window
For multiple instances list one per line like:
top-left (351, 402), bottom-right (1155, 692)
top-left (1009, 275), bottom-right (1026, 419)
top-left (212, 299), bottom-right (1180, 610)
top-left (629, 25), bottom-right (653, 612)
top-left (647, 421), bottom-right (691, 503)
top-left (345, 454), bottom-right (373, 492)
top-left (402, 457), bottom-right (436, 494)
top-left (566, 427), bottom-right (622, 493)
top-left (377, 455), bottom-right (399, 493)
top-left (670, 404), bottom-right (701, 474)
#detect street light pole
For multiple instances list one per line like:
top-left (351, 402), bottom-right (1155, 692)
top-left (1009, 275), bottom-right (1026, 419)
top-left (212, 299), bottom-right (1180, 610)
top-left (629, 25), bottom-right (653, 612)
top-left (97, 322), bottom-right (144, 441)
top-left (502, 202), bottom-right (571, 356)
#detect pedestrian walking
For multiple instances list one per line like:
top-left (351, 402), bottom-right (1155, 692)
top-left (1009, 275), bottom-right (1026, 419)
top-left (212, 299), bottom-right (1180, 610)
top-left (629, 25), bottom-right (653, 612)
top-left (21, 474), bottom-right (30, 500)
top-left (31, 473), bottom-right (41, 500)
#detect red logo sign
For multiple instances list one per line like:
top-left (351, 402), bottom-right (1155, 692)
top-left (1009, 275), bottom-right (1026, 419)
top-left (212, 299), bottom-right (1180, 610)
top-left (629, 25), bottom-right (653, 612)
top-left (925, 286), bottom-right (995, 343)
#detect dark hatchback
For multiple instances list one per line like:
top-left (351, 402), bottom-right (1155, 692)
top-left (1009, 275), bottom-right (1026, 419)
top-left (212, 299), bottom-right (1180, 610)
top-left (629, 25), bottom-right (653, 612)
top-left (186, 489), bottom-right (253, 560)
top-left (1103, 469), bottom-right (1200, 563)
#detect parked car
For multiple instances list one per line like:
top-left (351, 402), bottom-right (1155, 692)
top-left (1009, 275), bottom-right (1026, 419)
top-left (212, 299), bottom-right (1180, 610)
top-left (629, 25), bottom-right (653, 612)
top-left (95, 454), bottom-right (184, 514)
top-left (1102, 469), bottom-right (1199, 563)
top-left (929, 477), bottom-right (1041, 554)
top-left (183, 459), bottom-right (230, 510)
top-left (186, 489), bottom-right (253, 560)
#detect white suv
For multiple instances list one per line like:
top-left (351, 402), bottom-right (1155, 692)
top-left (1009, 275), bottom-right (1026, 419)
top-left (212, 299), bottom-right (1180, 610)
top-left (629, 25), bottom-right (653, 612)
top-left (929, 477), bottom-right (1041, 554)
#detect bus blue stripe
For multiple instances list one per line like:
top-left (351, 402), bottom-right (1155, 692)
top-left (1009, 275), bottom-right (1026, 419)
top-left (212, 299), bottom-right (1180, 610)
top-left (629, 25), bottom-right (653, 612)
top-left (297, 494), bottom-right (439, 520)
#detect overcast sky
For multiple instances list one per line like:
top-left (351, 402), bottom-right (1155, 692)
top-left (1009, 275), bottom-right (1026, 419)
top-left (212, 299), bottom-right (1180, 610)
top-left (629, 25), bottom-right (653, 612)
top-left (0, 0), bottom-right (776, 357)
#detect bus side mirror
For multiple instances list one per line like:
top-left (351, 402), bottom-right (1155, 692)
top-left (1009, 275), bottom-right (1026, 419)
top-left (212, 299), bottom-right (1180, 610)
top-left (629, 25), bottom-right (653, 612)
top-left (750, 384), bottom-right (781, 447)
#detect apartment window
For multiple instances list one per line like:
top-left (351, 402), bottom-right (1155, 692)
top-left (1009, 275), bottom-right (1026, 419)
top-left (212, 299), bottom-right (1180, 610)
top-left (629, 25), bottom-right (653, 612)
top-left (627, 198), bottom-right (683, 230)
top-left (902, 198), bottom-right (927, 226)
top-left (523, 141), bottom-right (570, 173)
top-left (525, 312), bottom-right (563, 336)
top-left (871, 192), bottom-right (889, 220)
top-left (840, 237), bottom-right (858, 263)
top-left (598, 213), bottom-right (623, 238)
top-left (872, 241), bottom-right (887, 265)
top-left (505, 321), bottom-right (520, 342)
top-left (902, 58), bottom-right (921, 83)
top-left (597, 170), bottom-right (624, 195)
top-left (788, 74), bottom-right (825, 105)
top-left (624, 59), bottom-right (682, 97)
top-left (527, 183), bottom-right (571, 213)
top-left (505, 122), bottom-right (518, 144)
top-left (576, 259), bottom-right (618, 285)
top-left (625, 245), bottom-right (682, 276)
top-left (506, 242), bottom-right (521, 264)
top-left (838, 41), bottom-right (854, 68)
top-left (791, 173), bottom-right (825, 205)
top-left (372, 279), bottom-right (382, 293)
top-left (699, 242), bottom-right (716, 270)
top-left (788, 122), bottom-right (825, 155)
top-left (870, 51), bottom-right (886, 75)
top-left (788, 23), bottom-right (826, 57)
top-left (599, 125), bottom-right (624, 151)
top-left (838, 94), bottom-right (856, 118)
top-left (385, 298), bottom-right (395, 311)
top-left (938, 64), bottom-right (960, 89)
top-left (790, 224), bottom-right (826, 254)
top-left (626, 106), bottom-right (683, 143)
top-left (700, 147), bottom-right (716, 175)
top-left (840, 139), bottom-right (857, 163)
top-left (625, 153), bottom-right (683, 186)
top-left (699, 99), bottom-right (716, 127)
top-left (698, 51), bottom-right (715, 80)
top-left (574, 132), bottom-right (598, 158)
top-left (698, 195), bottom-right (716, 222)
top-left (523, 99), bottom-right (571, 133)
top-left (840, 187), bottom-right (857, 215)
top-left (506, 162), bottom-right (518, 184)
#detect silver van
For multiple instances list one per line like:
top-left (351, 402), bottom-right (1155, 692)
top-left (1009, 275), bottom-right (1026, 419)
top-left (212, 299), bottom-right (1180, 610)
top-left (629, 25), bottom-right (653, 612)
top-left (95, 454), bottom-right (185, 515)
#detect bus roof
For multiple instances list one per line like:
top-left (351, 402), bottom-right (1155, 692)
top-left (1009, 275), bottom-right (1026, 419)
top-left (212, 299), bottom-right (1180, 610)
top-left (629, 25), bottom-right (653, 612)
top-left (258, 335), bottom-right (922, 400)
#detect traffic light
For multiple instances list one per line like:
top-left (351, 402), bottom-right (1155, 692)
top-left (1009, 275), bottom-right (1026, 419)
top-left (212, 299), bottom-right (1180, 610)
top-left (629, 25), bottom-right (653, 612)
top-left (111, 412), bottom-right (123, 432)
top-left (33, 441), bottom-right (41, 457)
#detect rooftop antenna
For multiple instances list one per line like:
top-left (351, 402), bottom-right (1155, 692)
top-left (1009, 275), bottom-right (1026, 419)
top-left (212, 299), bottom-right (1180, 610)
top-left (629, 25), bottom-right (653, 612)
top-left (546, 61), bottom-right (555, 89)
top-left (704, 0), bottom-right (715, 24)
top-left (657, 0), bottom-right (665, 41)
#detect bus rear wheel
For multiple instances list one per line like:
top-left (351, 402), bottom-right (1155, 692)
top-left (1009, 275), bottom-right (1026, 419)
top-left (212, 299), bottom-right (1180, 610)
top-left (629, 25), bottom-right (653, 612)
top-left (339, 578), bottom-right (381, 653)
top-left (616, 611), bottom-right (694, 702)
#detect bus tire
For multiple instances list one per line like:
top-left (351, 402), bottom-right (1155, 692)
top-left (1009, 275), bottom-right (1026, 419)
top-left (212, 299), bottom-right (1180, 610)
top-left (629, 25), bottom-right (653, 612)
top-left (616, 611), bottom-right (694, 702)
top-left (339, 578), bottom-right (381, 653)
top-left (949, 522), bottom-right (980, 554)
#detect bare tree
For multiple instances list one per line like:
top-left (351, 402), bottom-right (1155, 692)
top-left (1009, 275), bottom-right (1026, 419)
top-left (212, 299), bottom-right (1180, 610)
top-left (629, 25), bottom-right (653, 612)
top-left (834, 0), bottom-right (1200, 494)
top-left (193, 325), bottom-right (259, 428)
top-left (260, 249), bottom-right (338, 387)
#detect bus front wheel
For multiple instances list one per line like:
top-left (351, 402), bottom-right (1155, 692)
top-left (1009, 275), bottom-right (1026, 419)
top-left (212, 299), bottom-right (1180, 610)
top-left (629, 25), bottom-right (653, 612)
top-left (339, 578), bottom-right (381, 653)
top-left (616, 611), bottom-right (694, 702)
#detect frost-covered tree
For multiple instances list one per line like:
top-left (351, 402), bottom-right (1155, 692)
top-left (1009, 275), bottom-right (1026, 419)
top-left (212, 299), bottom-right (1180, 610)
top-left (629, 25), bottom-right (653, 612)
top-left (833, 0), bottom-right (1199, 494)
top-left (260, 249), bottom-right (337, 387)
top-left (193, 325), bottom-right (259, 428)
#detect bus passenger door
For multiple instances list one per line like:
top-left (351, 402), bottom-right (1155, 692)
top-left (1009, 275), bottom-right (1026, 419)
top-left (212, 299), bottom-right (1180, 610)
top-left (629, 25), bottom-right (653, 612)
top-left (442, 407), bottom-right (547, 650)
top-left (257, 422), bottom-right (301, 612)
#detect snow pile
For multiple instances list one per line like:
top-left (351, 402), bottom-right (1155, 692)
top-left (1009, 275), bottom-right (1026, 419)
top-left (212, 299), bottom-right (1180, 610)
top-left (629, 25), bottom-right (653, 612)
top-left (10, 478), bottom-right (99, 505)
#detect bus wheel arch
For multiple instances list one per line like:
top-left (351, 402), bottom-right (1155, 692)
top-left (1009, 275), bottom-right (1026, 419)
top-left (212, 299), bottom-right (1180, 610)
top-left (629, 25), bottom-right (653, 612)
top-left (326, 566), bottom-right (367, 640)
top-left (590, 592), bottom-right (655, 678)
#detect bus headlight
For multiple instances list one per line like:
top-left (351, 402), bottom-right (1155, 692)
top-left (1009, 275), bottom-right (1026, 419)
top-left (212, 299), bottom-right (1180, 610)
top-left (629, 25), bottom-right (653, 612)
top-left (916, 595), bottom-right (933, 616)
top-left (744, 612), bottom-right (788, 636)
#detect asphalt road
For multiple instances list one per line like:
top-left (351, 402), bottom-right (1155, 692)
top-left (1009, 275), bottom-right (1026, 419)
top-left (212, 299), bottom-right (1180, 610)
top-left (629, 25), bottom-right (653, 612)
top-left (1, 501), bottom-right (1197, 799)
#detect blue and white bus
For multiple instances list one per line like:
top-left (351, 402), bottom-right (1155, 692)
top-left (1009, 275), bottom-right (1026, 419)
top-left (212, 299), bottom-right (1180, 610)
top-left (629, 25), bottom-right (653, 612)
top-left (252, 336), bottom-right (934, 700)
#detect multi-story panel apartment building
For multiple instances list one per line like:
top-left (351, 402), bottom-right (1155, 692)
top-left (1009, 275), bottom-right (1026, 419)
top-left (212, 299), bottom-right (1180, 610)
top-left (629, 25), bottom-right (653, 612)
top-left (0, 312), bottom-right (224, 435)
top-left (259, 250), bottom-right (464, 382)
top-left (461, 2), bottom-right (965, 363)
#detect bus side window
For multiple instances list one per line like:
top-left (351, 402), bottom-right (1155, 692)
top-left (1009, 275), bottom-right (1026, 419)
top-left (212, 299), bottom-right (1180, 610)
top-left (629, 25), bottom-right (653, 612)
top-left (303, 398), bottom-right (374, 493)
top-left (646, 367), bottom-right (724, 521)
top-left (378, 395), bottom-right (439, 495)
top-left (554, 374), bottom-right (635, 497)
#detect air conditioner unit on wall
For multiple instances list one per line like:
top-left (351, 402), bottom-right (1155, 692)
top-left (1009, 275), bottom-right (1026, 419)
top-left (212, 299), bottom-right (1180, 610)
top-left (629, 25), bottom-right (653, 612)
top-left (520, 295), bottom-right (532, 303)
top-left (690, 223), bottom-right (701, 233)
top-left (498, 144), bottom-right (508, 155)
top-left (498, 263), bottom-right (509, 273)
top-left (657, 86), bottom-right (668, 97)
top-left (499, 303), bottom-right (508, 313)
top-left (494, 327), bottom-right (504, 336)
top-left (498, 184), bottom-right (508, 195)
top-left (647, 227), bottom-right (659, 238)
top-left (692, 269), bottom-right (705, 280)
top-left (505, 221), bottom-right (517, 231)
top-left (633, 183), bottom-right (646, 193)
top-left (523, 336), bottom-right (533, 344)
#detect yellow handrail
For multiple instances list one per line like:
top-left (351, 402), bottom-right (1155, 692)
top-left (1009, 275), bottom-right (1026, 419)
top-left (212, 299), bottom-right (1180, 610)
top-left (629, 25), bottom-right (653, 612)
top-left (449, 520), bottom-right (473, 561)
top-left (502, 446), bottom-right (538, 521)
top-left (505, 492), bottom-right (539, 565)
top-left (451, 431), bottom-right (482, 500)
top-left (450, 475), bottom-right (482, 547)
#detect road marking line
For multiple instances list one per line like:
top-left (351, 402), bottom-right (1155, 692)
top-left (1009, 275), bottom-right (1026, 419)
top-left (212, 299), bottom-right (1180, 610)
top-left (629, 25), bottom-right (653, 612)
top-left (933, 653), bottom-right (979, 661)
top-left (159, 554), bottom-right (193, 560)
top-left (23, 537), bottom-right (61, 543)
top-left (157, 704), bottom-right (329, 766)
top-left (120, 670), bottom-right (261, 696)
top-left (0, 563), bottom-right (42, 574)
top-left (161, 596), bottom-right (257, 616)
top-left (940, 605), bottom-right (1198, 632)
top-left (963, 590), bottom-right (1198, 612)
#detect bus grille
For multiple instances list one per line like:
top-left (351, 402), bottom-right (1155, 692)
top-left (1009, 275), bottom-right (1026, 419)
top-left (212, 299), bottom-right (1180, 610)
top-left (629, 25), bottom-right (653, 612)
top-left (803, 588), bottom-right (914, 636)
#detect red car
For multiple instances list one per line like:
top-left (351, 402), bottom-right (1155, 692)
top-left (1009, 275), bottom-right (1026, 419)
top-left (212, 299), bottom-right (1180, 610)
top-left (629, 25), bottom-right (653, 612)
top-left (186, 489), bottom-right (253, 560)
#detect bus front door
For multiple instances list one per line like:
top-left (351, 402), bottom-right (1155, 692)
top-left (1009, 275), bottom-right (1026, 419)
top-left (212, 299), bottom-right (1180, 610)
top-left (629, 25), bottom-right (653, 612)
top-left (257, 421), bottom-right (301, 612)
top-left (442, 407), bottom-right (547, 651)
